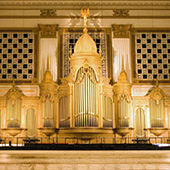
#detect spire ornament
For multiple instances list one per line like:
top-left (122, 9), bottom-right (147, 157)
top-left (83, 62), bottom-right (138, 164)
top-left (155, 77), bottom-right (159, 87)
top-left (47, 55), bottom-right (50, 71)
top-left (81, 8), bottom-right (89, 33)
top-left (12, 79), bottom-right (15, 88)
top-left (121, 55), bottom-right (125, 72)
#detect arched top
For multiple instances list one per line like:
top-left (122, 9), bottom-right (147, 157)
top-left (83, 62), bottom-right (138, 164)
top-left (27, 108), bottom-right (35, 113)
top-left (136, 107), bottom-right (145, 113)
top-left (5, 84), bottom-right (23, 104)
top-left (75, 66), bottom-right (97, 83)
top-left (147, 86), bottom-right (166, 105)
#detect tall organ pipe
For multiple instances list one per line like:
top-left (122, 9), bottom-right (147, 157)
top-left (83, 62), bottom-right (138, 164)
top-left (74, 67), bottom-right (98, 127)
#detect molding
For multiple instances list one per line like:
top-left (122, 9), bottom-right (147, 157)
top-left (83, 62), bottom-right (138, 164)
top-left (112, 24), bottom-right (132, 38)
top-left (38, 24), bottom-right (58, 38)
top-left (0, 1), bottom-right (170, 10)
top-left (0, 15), bottom-right (170, 19)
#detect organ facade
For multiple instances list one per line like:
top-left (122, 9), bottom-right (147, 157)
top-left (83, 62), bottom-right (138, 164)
top-left (0, 2), bottom-right (170, 143)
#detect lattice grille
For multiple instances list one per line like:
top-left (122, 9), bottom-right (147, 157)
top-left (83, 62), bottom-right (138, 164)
top-left (63, 32), bottom-right (107, 77)
top-left (135, 33), bottom-right (170, 80)
top-left (0, 32), bottom-right (34, 80)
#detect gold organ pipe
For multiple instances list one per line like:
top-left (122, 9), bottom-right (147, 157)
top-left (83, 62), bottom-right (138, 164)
top-left (87, 73), bottom-right (89, 126)
top-left (91, 78), bottom-right (93, 126)
top-left (79, 69), bottom-right (81, 126)
top-left (79, 82), bottom-right (80, 126)
top-left (75, 84), bottom-right (76, 126)
top-left (77, 83), bottom-right (79, 126)
top-left (89, 74), bottom-right (90, 126)
top-left (83, 73), bottom-right (85, 126)
top-left (81, 68), bottom-right (83, 126)
top-left (74, 67), bottom-right (98, 127)
top-left (85, 74), bottom-right (87, 126)
top-left (90, 76), bottom-right (92, 126)
top-left (87, 73), bottom-right (88, 126)
top-left (92, 80), bottom-right (94, 126)
top-left (86, 74), bottom-right (87, 126)
top-left (85, 73), bottom-right (87, 126)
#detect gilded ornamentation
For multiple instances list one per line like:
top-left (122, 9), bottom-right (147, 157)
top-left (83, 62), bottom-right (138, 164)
top-left (41, 91), bottom-right (55, 103)
top-left (81, 8), bottom-right (89, 33)
top-left (40, 57), bottom-right (58, 102)
top-left (40, 9), bottom-right (57, 17)
top-left (113, 9), bottom-right (129, 17)
top-left (118, 94), bottom-right (131, 103)
top-left (63, 32), bottom-right (107, 78)
top-left (112, 24), bottom-right (131, 38)
top-left (5, 83), bottom-right (23, 105)
top-left (148, 87), bottom-right (165, 105)
top-left (146, 80), bottom-right (166, 105)
top-left (39, 24), bottom-right (58, 38)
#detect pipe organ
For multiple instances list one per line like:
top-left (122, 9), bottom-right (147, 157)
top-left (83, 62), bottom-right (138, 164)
top-left (0, 8), bottom-right (169, 141)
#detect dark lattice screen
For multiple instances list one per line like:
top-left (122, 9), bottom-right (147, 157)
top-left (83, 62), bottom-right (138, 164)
top-left (135, 33), bottom-right (170, 80)
top-left (0, 32), bottom-right (34, 80)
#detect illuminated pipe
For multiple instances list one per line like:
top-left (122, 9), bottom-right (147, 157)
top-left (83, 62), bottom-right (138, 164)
top-left (82, 73), bottom-right (86, 126)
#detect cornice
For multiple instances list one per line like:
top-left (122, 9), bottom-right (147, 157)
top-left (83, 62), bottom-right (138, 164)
top-left (0, 1), bottom-right (170, 10)
top-left (0, 16), bottom-right (170, 19)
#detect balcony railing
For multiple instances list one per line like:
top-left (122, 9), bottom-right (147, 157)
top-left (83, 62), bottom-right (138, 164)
top-left (0, 136), bottom-right (170, 147)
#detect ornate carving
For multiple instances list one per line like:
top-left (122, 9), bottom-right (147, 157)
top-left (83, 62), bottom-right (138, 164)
top-left (118, 94), bottom-right (131, 103)
top-left (113, 9), bottom-right (129, 17)
top-left (146, 80), bottom-right (166, 104)
top-left (41, 90), bottom-right (55, 103)
top-left (40, 9), bottom-right (57, 17)
top-left (112, 24), bottom-right (131, 38)
top-left (81, 8), bottom-right (89, 33)
top-left (39, 24), bottom-right (58, 38)
top-left (5, 83), bottom-right (24, 105)
top-left (148, 87), bottom-right (165, 105)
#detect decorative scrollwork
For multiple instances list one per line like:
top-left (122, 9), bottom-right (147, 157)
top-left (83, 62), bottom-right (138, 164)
top-left (40, 9), bottom-right (57, 17)
top-left (113, 9), bottom-right (129, 17)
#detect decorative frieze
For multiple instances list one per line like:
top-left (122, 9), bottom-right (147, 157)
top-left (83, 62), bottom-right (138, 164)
top-left (112, 24), bottom-right (131, 38)
top-left (40, 9), bottom-right (57, 17)
top-left (39, 24), bottom-right (58, 38)
top-left (113, 9), bottom-right (129, 17)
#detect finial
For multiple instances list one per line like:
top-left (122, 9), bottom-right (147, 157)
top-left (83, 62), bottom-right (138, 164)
top-left (12, 79), bottom-right (15, 88)
top-left (121, 55), bottom-right (125, 72)
top-left (155, 77), bottom-right (159, 87)
top-left (81, 8), bottom-right (89, 33)
top-left (47, 55), bottom-right (50, 71)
